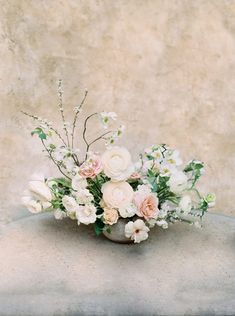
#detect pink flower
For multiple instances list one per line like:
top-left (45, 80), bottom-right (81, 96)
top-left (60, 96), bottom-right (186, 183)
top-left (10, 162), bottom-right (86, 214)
top-left (129, 172), bottom-right (141, 180)
top-left (80, 155), bottom-right (103, 179)
top-left (134, 185), bottom-right (159, 220)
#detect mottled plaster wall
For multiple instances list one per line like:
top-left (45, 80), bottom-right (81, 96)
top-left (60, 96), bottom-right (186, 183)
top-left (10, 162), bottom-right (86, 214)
top-left (0, 0), bottom-right (235, 223)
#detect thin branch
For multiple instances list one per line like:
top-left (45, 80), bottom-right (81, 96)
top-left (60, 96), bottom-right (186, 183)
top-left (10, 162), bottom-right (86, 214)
top-left (41, 139), bottom-right (71, 180)
top-left (81, 130), bottom-right (113, 164)
top-left (57, 79), bottom-right (70, 147)
top-left (71, 90), bottom-right (88, 149)
top-left (21, 110), bottom-right (67, 146)
top-left (82, 112), bottom-right (98, 160)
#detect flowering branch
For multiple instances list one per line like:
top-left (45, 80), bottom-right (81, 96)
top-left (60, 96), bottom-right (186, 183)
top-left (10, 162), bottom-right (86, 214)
top-left (41, 139), bottom-right (71, 180)
top-left (57, 79), bottom-right (70, 148)
top-left (21, 111), bottom-right (67, 146)
top-left (71, 90), bottom-right (88, 149)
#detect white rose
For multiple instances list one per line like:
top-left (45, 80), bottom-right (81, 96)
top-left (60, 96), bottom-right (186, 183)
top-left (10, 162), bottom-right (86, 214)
top-left (62, 196), bottom-right (79, 212)
top-left (75, 189), bottom-right (93, 204)
top-left (76, 204), bottom-right (97, 225)
top-left (72, 175), bottom-right (88, 191)
top-left (28, 180), bottom-right (52, 202)
top-left (119, 203), bottom-right (137, 218)
top-left (22, 198), bottom-right (42, 214)
top-left (179, 195), bottom-right (192, 213)
top-left (168, 171), bottom-right (188, 194)
top-left (102, 181), bottom-right (134, 209)
top-left (125, 219), bottom-right (149, 243)
top-left (101, 146), bottom-right (134, 181)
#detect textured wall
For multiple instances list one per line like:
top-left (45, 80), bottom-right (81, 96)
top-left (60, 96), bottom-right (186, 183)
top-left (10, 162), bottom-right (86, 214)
top-left (0, 0), bottom-right (235, 223)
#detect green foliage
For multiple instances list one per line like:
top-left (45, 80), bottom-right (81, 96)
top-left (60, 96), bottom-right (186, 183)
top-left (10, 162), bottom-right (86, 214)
top-left (184, 160), bottom-right (204, 188)
top-left (31, 127), bottom-right (47, 140)
top-left (50, 178), bottom-right (72, 210)
top-left (94, 219), bottom-right (105, 235)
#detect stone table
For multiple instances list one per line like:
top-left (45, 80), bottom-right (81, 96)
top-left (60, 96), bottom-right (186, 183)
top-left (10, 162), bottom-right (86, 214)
top-left (0, 212), bottom-right (234, 316)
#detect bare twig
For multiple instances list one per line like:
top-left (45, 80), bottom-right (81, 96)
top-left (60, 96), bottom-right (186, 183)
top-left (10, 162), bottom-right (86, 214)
top-left (82, 112), bottom-right (98, 160)
top-left (88, 130), bottom-right (113, 147)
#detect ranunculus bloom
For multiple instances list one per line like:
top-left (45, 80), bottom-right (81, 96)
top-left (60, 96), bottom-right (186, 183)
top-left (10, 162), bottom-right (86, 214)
top-left (79, 155), bottom-right (103, 179)
top-left (103, 207), bottom-right (119, 225)
top-left (62, 196), bottom-right (79, 213)
top-left (134, 185), bottom-right (159, 220)
top-left (125, 219), bottom-right (150, 243)
top-left (102, 181), bottom-right (134, 209)
top-left (75, 189), bottom-right (93, 204)
top-left (76, 204), bottom-right (97, 225)
top-left (168, 171), bottom-right (188, 194)
top-left (101, 146), bottom-right (134, 181)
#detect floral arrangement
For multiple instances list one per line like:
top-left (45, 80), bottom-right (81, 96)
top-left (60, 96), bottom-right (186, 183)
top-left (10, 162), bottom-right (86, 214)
top-left (22, 82), bottom-right (216, 243)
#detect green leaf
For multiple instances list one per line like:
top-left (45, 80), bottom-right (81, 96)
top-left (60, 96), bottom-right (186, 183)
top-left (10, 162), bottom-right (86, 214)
top-left (31, 127), bottom-right (43, 136)
top-left (49, 144), bottom-right (56, 150)
top-left (39, 132), bottom-right (47, 140)
top-left (94, 219), bottom-right (105, 236)
top-left (31, 127), bottom-right (47, 140)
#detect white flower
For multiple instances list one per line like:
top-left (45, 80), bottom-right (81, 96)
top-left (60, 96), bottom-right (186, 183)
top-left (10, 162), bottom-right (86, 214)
top-left (102, 181), bottom-right (134, 209)
top-left (147, 218), bottom-right (157, 228)
top-left (165, 149), bottom-right (182, 166)
top-left (76, 204), bottom-right (97, 225)
top-left (22, 198), bottom-right (42, 214)
top-left (53, 146), bottom-right (68, 161)
top-left (159, 161), bottom-right (177, 177)
top-left (142, 160), bottom-right (160, 173)
top-left (119, 203), bottom-right (137, 218)
top-left (54, 209), bottom-right (66, 220)
top-left (156, 220), bottom-right (168, 229)
top-left (64, 157), bottom-right (76, 172)
top-left (205, 193), bottom-right (216, 207)
top-left (72, 175), bottom-right (88, 191)
top-left (179, 195), bottom-right (192, 213)
top-left (168, 171), bottom-right (188, 194)
top-left (125, 219), bottom-right (150, 243)
top-left (62, 196), bottom-right (79, 212)
top-left (75, 189), bottom-right (93, 204)
top-left (41, 201), bottom-right (51, 210)
top-left (28, 180), bottom-right (52, 202)
top-left (101, 146), bottom-right (134, 181)
top-left (159, 201), bottom-right (176, 218)
top-left (100, 111), bottom-right (117, 128)
top-left (151, 148), bottom-right (163, 161)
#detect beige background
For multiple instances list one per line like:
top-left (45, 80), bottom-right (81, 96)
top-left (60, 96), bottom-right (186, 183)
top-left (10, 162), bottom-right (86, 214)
top-left (0, 0), bottom-right (235, 224)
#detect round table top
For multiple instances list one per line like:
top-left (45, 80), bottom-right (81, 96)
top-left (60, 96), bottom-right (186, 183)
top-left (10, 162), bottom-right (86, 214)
top-left (0, 212), bottom-right (234, 315)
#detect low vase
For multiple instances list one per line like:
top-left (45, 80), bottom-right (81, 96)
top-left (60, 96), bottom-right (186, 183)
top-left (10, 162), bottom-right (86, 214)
top-left (103, 218), bottom-right (134, 244)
